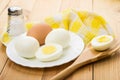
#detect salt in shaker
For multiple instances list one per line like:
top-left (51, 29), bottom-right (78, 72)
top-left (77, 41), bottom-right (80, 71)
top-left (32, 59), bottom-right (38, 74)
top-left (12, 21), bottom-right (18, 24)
top-left (7, 6), bottom-right (26, 37)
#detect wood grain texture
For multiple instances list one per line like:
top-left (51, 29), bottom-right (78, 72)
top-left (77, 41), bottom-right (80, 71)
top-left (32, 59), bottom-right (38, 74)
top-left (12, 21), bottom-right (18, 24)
top-left (93, 0), bottom-right (120, 80)
top-left (0, 60), bottom-right (44, 80)
top-left (30, 0), bottom-right (62, 21)
top-left (0, 0), bottom-right (11, 15)
top-left (60, 0), bottom-right (92, 11)
top-left (0, 0), bottom-right (12, 74)
top-left (0, 44), bottom-right (7, 74)
top-left (0, 0), bottom-right (11, 34)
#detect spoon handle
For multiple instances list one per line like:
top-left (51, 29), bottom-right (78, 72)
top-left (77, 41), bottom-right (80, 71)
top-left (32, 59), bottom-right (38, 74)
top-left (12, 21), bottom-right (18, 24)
top-left (50, 58), bottom-right (91, 80)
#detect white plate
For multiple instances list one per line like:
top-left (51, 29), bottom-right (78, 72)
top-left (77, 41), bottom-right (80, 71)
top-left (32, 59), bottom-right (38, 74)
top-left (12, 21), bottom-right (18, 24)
top-left (6, 32), bottom-right (84, 68)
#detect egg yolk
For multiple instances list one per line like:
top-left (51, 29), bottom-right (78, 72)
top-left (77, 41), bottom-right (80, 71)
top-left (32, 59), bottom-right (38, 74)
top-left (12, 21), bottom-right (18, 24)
top-left (97, 36), bottom-right (110, 42)
top-left (42, 46), bottom-right (56, 54)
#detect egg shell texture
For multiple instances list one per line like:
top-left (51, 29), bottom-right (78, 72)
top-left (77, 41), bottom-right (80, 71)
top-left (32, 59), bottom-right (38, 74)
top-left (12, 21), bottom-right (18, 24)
top-left (27, 23), bottom-right (52, 45)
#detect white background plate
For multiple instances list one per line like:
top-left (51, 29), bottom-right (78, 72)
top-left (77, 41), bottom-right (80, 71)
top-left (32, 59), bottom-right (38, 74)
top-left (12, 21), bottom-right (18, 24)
top-left (6, 32), bottom-right (84, 68)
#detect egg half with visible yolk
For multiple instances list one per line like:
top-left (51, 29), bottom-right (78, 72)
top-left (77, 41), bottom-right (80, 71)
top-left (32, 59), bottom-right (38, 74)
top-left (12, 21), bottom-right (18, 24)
top-left (35, 43), bottom-right (63, 62)
top-left (91, 35), bottom-right (114, 51)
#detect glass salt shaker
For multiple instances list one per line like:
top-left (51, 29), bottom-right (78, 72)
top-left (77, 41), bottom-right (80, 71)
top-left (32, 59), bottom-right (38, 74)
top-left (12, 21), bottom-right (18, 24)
top-left (7, 6), bottom-right (26, 38)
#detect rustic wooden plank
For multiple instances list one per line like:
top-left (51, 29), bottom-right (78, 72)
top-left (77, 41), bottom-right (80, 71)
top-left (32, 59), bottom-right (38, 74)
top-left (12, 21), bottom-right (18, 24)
top-left (60, 0), bottom-right (93, 12)
top-left (42, 61), bottom-right (73, 80)
top-left (0, 44), bottom-right (8, 74)
top-left (93, 0), bottom-right (120, 80)
top-left (0, 60), bottom-right (44, 80)
top-left (66, 65), bottom-right (93, 80)
top-left (59, 0), bottom-right (93, 80)
top-left (0, 0), bottom-right (11, 15)
top-left (0, 0), bottom-right (12, 34)
top-left (29, 0), bottom-right (62, 21)
top-left (0, 0), bottom-right (12, 74)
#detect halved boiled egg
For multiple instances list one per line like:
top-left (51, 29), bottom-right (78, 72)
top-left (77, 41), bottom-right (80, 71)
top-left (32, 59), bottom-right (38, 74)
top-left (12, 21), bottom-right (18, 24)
top-left (91, 35), bottom-right (114, 51)
top-left (35, 43), bottom-right (63, 62)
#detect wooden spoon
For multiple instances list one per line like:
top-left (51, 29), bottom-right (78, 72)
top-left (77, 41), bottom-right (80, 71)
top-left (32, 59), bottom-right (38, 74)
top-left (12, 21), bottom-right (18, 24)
top-left (50, 40), bottom-right (120, 80)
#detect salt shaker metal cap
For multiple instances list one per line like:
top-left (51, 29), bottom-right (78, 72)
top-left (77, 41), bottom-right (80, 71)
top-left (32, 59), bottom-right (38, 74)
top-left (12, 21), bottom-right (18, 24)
top-left (8, 7), bottom-right (22, 16)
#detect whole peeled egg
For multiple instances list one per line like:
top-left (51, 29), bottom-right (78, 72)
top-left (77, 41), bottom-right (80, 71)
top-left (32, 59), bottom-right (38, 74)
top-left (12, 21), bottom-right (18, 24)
top-left (45, 28), bottom-right (70, 48)
top-left (27, 23), bottom-right (52, 45)
top-left (14, 36), bottom-right (39, 58)
top-left (91, 35), bottom-right (114, 51)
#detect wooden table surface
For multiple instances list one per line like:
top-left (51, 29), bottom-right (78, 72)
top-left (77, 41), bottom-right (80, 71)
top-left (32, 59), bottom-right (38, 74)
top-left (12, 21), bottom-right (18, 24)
top-left (0, 0), bottom-right (120, 80)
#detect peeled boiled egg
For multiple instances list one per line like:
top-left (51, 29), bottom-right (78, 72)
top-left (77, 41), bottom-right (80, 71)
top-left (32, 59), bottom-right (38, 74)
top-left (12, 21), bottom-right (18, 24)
top-left (45, 28), bottom-right (70, 48)
top-left (27, 23), bottom-right (52, 45)
top-left (14, 36), bottom-right (39, 58)
top-left (91, 35), bottom-right (114, 51)
top-left (35, 43), bottom-right (63, 62)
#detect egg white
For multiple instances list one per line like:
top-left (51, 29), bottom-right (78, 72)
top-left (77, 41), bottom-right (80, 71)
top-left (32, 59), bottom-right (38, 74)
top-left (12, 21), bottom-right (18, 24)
top-left (35, 43), bottom-right (63, 62)
top-left (14, 36), bottom-right (39, 58)
top-left (45, 28), bottom-right (70, 48)
top-left (91, 35), bottom-right (114, 51)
